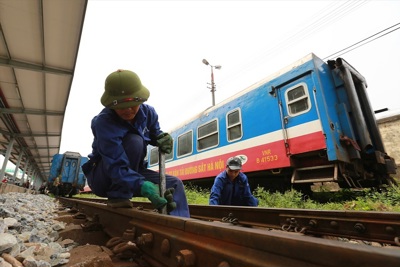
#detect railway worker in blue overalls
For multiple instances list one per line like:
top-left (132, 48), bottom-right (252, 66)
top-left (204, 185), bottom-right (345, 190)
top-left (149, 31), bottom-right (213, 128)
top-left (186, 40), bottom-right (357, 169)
top-left (82, 69), bottom-right (190, 217)
top-left (209, 157), bottom-right (259, 206)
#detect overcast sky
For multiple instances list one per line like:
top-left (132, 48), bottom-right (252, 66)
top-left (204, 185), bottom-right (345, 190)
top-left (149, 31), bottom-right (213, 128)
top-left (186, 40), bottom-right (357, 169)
top-left (60, 0), bottom-right (400, 157)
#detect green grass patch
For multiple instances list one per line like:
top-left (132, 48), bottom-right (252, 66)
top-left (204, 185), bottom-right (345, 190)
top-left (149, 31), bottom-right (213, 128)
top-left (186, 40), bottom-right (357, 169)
top-left (76, 184), bottom-right (400, 212)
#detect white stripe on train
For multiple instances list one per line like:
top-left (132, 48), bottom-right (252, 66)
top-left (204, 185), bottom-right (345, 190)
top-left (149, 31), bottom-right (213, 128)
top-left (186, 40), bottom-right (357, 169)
top-left (149, 119), bottom-right (322, 170)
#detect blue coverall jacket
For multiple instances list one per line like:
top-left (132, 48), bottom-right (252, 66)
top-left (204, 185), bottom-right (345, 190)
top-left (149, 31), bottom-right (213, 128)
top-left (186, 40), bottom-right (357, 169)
top-left (209, 170), bottom-right (259, 206)
top-left (82, 104), bottom-right (190, 217)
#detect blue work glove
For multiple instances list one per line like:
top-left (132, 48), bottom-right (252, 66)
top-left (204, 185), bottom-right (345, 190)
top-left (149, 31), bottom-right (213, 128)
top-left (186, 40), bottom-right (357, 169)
top-left (156, 132), bottom-right (173, 154)
top-left (140, 181), bottom-right (167, 209)
top-left (164, 188), bottom-right (176, 213)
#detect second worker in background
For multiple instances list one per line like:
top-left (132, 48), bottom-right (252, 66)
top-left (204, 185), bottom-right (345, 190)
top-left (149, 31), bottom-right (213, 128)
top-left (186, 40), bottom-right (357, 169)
top-left (82, 69), bottom-right (190, 217)
top-left (209, 156), bottom-right (259, 206)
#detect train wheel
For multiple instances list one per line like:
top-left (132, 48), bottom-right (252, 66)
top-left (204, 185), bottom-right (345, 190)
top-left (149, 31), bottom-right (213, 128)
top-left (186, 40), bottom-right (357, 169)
top-left (292, 183), bottom-right (313, 198)
top-left (68, 188), bottom-right (78, 198)
top-left (385, 176), bottom-right (398, 187)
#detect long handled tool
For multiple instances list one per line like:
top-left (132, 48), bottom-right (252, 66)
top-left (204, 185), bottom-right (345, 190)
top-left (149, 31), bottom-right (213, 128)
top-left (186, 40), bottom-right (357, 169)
top-left (158, 150), bottom-right (167, 214)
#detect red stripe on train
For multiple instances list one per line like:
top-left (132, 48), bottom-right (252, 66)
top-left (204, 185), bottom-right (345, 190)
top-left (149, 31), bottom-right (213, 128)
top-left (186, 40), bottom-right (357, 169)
top-left (166, 131), bottom-right (325, 180)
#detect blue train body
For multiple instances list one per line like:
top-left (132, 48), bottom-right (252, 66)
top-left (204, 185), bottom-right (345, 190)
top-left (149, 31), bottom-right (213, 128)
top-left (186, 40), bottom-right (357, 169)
top-left (48, 151), bottom-right (88, 197)
top-left (147, 53), bottom-right (397, 190)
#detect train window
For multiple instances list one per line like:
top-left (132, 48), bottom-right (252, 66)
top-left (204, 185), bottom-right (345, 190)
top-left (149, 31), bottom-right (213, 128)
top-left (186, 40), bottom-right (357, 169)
top-left (149, 147), bottom-right (159, 165)
top-left (197, 119), bottom-right (219, 151)
top-left (177, 131), bottom-right (193, 157)
top-left (165, 147), bottom-right (173, 160)
top-left (147, 140), bottom-right (173, 166)
top-left (286, 83), bottom-right (311, 116)
top-left (148, 146), bottom-right (174, 165)
top-left (227, 109), bottom-right (242, 141)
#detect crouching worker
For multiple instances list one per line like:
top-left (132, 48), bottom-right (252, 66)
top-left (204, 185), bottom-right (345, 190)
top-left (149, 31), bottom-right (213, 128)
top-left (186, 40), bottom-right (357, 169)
top-left (209, 156), bottom-right (259, 206)
top-left (82, 69), bottom-right (190, 218)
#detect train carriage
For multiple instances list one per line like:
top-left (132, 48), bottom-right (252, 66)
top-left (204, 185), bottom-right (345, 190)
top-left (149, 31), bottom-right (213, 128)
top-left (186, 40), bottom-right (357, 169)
top-left (148, 53), bottom-right (397, 191)
top-left (48, 151), bottom-right (88, 197)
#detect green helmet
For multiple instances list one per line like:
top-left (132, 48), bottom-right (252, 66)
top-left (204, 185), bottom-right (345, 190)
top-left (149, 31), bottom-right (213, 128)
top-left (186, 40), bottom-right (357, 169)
top-left (101, 69), bottom-right (150, 109)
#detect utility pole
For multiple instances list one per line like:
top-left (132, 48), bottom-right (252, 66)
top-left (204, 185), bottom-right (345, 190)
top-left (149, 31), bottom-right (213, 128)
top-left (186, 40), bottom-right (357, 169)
top-left (202, 59), bottom-right (221, 106)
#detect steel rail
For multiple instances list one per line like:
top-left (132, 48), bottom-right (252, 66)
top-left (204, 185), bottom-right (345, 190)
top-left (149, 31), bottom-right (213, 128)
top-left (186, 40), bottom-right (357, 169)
top-left (58, 198), bottom-right (400, 267)
top-left (188, 204), bottom-right (400, 246)
top-left (72, 197), bottom-right (400, 245)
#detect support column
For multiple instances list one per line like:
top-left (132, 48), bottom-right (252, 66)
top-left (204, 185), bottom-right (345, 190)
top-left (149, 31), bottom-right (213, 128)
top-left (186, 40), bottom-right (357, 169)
top-left (13, 152), bottom-right (24, 182)
top-left (0, 138), bottom-right (15, 180)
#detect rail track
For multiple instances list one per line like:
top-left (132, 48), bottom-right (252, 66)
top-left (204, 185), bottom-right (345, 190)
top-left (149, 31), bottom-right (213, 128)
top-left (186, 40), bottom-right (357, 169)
top-left (57, 197), bottom-right (400, 267)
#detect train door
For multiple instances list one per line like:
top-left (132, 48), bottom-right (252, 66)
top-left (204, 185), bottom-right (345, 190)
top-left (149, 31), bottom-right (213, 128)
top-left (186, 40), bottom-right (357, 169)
top-left (274, 69), bottom-right (343, 187)
top-left (62, 156), bottom-right (79, 184)
top-left (275, 76), bottom-right (324, 156)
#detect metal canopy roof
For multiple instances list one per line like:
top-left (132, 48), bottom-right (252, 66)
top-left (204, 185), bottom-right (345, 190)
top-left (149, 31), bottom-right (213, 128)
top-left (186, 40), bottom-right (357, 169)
top-left (0, 0), bottom-right (87, 183)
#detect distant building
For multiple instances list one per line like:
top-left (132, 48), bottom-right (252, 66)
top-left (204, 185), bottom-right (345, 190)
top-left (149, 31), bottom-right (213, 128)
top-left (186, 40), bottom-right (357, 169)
top-left (376, 108), bottom-right (400, 180)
